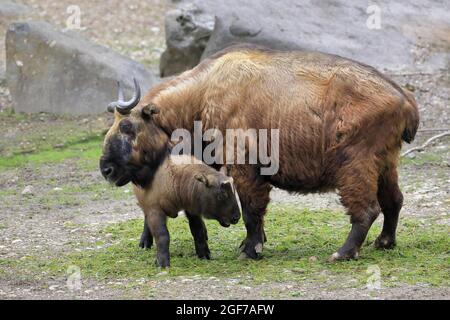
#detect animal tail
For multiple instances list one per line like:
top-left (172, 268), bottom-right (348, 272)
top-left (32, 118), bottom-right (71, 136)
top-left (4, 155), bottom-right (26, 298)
top-left (400, 89), bottom-right (420, 143)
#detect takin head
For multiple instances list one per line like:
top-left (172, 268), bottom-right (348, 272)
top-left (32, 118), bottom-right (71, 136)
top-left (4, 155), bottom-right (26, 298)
top-left (192, 168), bottom-right (241, 227)
top-left (99, 79), bottom-right (169, 188)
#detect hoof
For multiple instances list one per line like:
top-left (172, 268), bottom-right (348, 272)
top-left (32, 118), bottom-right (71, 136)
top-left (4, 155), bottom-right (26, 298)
top-left (139, 233), bottom-right (153, 249)
top-left (155, 257), bottom-right (170, 268)
top-left (196, 248), bottom-right (211, 260)
top-left (255, 243), bottom-right (263, 254)
top-left (328, 250), bottom-right (359, 262)
top-left (194, 242), bottom-right (210, 260)
top-left (239, 240), bottom-right (263, 260)
top-left (374, 234), bottom-right (396, 250)
top-left (139, 240), bottom-right (152, 249)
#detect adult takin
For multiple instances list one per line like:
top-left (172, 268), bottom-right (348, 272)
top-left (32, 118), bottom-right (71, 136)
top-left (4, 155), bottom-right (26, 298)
top-left (100, 44), bottom-right (419, 262)
top-left (133, 155), bottom-right (240, 267)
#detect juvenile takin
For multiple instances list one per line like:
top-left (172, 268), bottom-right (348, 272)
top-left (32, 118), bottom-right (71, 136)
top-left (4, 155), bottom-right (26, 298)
top-left (133, 155), bottom-right (241, 268)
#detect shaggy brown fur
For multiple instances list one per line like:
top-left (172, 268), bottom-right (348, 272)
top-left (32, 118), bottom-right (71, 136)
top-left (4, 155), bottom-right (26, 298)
top-left (101, 44), bottom-right (419, 261)
top-left (133, 155), bottom-right (240, 267)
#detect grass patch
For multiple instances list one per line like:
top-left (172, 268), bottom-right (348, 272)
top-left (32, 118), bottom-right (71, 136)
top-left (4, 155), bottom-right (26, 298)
top-left (34, 183), bottom-right (133, 208)
top-left (400, 152), bottom-right (445, 166)
top-left (11, 205), bottom-right (449, 288)
top-left (0, 135), bottom-right (103, 170)
top-left (0, 109), bottom-right (107, 169)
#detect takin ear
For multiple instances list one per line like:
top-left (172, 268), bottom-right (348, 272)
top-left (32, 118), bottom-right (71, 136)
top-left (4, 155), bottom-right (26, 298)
top-left (141, 103), bottom-right (160, 118)
top-left (194, 174), bottom-right (210, 188)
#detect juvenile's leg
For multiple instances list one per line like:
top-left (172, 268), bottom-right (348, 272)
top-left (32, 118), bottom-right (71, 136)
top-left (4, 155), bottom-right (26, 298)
top-left (139, 217), bottom-right (153, 249)
top-left (186, 211), bottom-right (210, 259)
top-left (375, 168), bottom-right (403, 249)
top-left (232, 166), bottom-right (271, 259)
top-left (330, 162), bottom-right (380, 261)
top-left (147, 209), bottom-right (170, 268)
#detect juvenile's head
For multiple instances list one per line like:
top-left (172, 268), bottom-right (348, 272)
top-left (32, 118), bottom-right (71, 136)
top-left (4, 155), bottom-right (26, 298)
top-left (99, 79), bottom-right (169, 187)
top-left (192, 167), bottom-right (241, 227)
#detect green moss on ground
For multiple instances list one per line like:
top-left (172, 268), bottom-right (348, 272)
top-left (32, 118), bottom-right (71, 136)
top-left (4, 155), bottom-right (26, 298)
top-left (0, 137), bottom-right (102, 170)
top-left (5, 206), bottom-right (448, 288)
top-left (0, 110), bottom-right (105, 170)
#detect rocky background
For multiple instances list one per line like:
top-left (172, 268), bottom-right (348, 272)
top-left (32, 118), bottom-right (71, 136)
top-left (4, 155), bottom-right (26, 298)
top-left (161, 0), bottom-right (450, 76)
top-left (1, 0), bottom-right (449, 115)
top-left (0, 0), bottom-right (449, 299)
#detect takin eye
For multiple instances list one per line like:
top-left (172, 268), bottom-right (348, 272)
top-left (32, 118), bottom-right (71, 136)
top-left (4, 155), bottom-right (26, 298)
top-left (119, 120), bottom-right (134, 135)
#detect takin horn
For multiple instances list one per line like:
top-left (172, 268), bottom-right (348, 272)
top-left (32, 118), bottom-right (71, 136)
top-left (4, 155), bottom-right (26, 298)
top-left (107, 78), bottom-right (141, 114)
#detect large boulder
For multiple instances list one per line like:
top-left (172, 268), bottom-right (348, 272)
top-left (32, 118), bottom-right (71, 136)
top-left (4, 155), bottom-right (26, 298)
top-left (6, 21), bottom-right (159, 115)
top-left (1, 2), bottom-right (33, 88)
top-left (0, 66), bottom-right (5, 86)
top-left (0, 0), bottom-right (31, 18)
top-left (159, 2), bottom-right (214, 77)
top-left (162, 0), bottom-right (450, 74)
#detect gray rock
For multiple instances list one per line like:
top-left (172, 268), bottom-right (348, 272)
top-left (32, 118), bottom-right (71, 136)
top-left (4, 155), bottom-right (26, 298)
top-left (159, 2), bottom-right (214, 76)
top-left (0, 0), bottom-right (31, 18)
top-left (21, 185), bottom-right (33, 196)
top-left (0, 67), bottom-right (5, 86)
top-left (6, 21), bottom-right (159, 115)
top-left (163, 0), bottom-right (450, 74)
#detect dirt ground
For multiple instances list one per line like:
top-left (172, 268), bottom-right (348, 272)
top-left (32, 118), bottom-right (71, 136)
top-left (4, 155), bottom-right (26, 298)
top-left (0, 127), bottom-right (448, 299)
top-left (0, 1), bottom-right (449, 300)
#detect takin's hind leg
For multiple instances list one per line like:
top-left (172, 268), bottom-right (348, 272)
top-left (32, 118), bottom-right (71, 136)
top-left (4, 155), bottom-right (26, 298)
top-left (186, 211), bottom-right (210, 260)
top-left (330, 164), bottom-right (381, 261)
top-left (329, 205), bottom-right (380, 261)
top-left (375, 168), bottom-right (403, 249)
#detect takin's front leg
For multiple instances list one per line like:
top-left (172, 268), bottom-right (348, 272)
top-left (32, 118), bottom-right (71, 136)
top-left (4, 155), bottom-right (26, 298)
top-left (185, 211), bottom-right (210, 259)
top-left (232, 166), bottom-right (271, 260)
top-left (139, 217), bottom-right (153, 249)
top-left (146, 209), bottom-right (170, 268)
